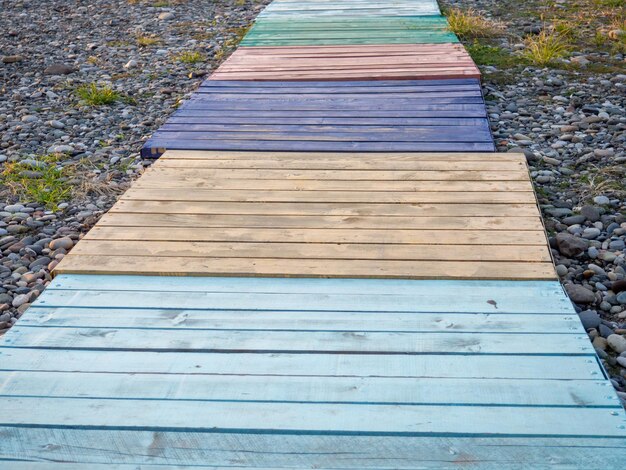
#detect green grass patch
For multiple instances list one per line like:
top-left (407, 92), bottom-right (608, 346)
top-left (75, 83), bottom-right (121, 106)
top-left (466, 41), bottom-right (520, 67)
top-left (1, 155), bottom-right (73, 210)
top-left (137, 35), bottom-right (161, 47)
top-left (177, 51), bottom-right (205, 64)
top-left (595, 0), bottom-right (624, 7)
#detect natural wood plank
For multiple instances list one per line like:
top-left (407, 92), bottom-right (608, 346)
top-left (154, 157), bottom-right (518, 170)
top-left (112, 201), bottom-right (541, 217)
top-left (126, 187), bottom-right (536, 201)
top-left (84, 226), bottom-right (549, 245)
top-left (96, 212), bottom-right (545, 231)
top-left (141, 168), bottom-right (528, 181)
top-left (70, 240), bottom-right (552, 262)
top-left (55, 255), bottom-right (556, 279)
top-left (160, 150), bottom-right (523, 161)
top-left (56, 150), bottom-right (552, 279)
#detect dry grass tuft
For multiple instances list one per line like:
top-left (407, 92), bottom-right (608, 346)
top-left (446, 8), bottom-right (503, 39)
top-left (522, 31), bottom-right (569, 66)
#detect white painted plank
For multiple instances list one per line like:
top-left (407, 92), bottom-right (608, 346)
top-left (1, 396), bottom-right (624, 436)
top-left (22, 308), bottom-right (585, 334)
top-left (0, 349), bottom-right (601, 380)
top-left (39, 281), bottom-right (574, 314)
top-left (2, 431), bottom-right (625, 468)
top-left (3, 327), bottom-right (592, 355)
top-left (0, 371), bottom-right (615, 407)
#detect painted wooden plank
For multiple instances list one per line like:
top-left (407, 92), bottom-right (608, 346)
top-left (247, 16), bottom-right (451, 28)
top-left (141, 139), bottom-right (496, 157)
top-left (2, 326), bottom-right (592, 355)
top-left (141, 80), bottom-right (494, 157)
top-left (0, 396), bottom-right (624, 436)
top-left (170, 107), bottom-right (488, 118)
top-left (20, 308), bottom-right (584, 333)
top-left (2, 432), bottom-right (626, 468)
top-left (0, 348), bottom-right (600, 379)
top-left (165, 115), bottom-right (486, 125)
top-left (198, 77), bottom-right (480, 87)
top-left (0, 372), bottom-right (610, 406)
top-left (239, 37), bottom-right (457, 46)
top-left (143, 129), bottom-right (493, 144)
top-left (33, 281), bottom-right (572, 313)
top-left (46, 275), bottom-right (575, 314)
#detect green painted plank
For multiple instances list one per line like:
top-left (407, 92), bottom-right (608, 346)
top-left (0, 349), bottom-right (602, 380)
top-left (0, 371), bottom-right (616, 407)
top-left (241, 36), bottom-right (458, 46)
top-left (0, 396), bottom-right (625, 436)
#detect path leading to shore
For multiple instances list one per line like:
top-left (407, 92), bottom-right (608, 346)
top-left (0, 1), bottom-right (625, 467)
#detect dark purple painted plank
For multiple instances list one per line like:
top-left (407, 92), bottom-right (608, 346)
top-left (155, 126), bottom-right (492, 140)
top-left (172, 109), bottom-right (488, 118)
top-left (142, 79), bottom-right (494, 158)
top-left (141, 139), bottom-right (496, 158)
top-left (164, 117), bottom-right (488, 126)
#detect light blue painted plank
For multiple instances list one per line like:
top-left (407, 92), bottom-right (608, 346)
top-left (2, 431), bottom-right (625, 468)
top-left (21, 308), bottom-right (586, 333)
top-left (0, 371), bottom-right (616, 407)
top-left (45, 276), bottom-right (573, 314)
top-left (2, 326), bottom-right (593, 355)
top-left (0, 349), bottom-right (602, 380)
top-left (0, 396), bottom-right (625, 436)
top-left (33, 289), bottom-right (573, 315)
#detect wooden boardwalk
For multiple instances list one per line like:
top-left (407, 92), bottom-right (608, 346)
top-left (56, 150), bottom-right (553, 279)
top-left (1, 275), bottom-right (625, 467)
top-left (1, 0), bottom-right (625, 467)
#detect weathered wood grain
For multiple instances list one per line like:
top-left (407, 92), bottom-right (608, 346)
top-left (54, 150), bottom-right (552, 279)
top-left (213, 44), bottom-right (477, 80)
